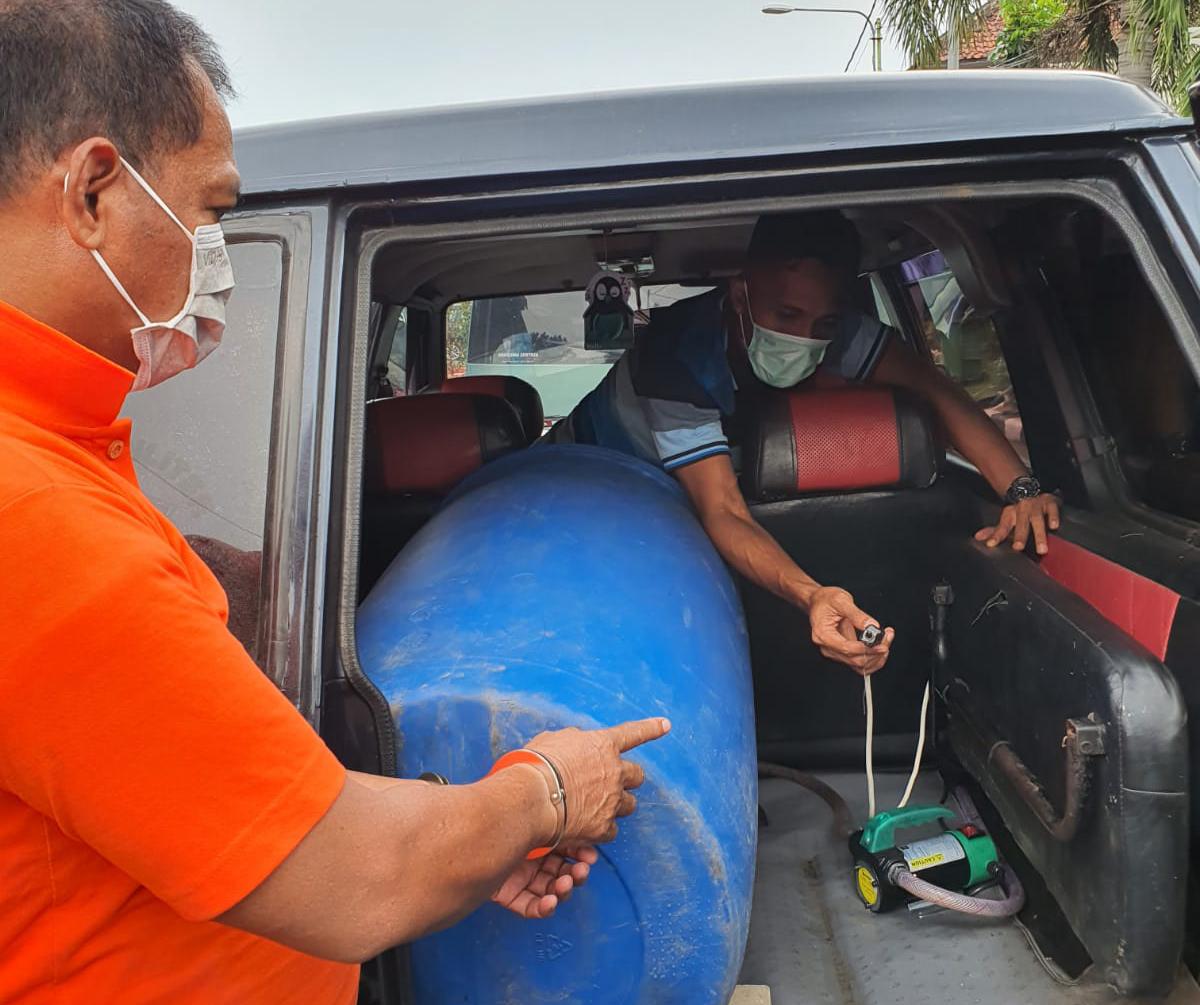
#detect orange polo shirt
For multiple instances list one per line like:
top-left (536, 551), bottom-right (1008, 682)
top-left (0, 301), bottom-right (358, 1004)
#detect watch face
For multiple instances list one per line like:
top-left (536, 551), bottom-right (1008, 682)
top-left (1007, 476), bottom-right (1040, 502)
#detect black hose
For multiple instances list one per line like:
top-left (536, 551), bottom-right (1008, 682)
top-left (757, 762), bottom-right (857, 837)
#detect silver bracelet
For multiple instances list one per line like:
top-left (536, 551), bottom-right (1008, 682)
top-left (523, 748), bottom-right (568, 852)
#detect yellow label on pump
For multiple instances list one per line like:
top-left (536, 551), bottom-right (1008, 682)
top-left (856, 865), bottom-right (879, 906)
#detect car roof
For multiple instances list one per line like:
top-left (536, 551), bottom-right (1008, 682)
top-left (234, 70), bottom-right (1188, 196)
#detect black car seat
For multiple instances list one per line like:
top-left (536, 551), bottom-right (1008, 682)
top-left (437, 375), bottom-right (545, 445)
top-left (359, 393), bottom-right (525, 596)
top-left (738, 382), bottom-right (960, 765)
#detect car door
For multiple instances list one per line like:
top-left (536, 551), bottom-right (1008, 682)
top-left (121, 205), bottom-right (331, 721)
top-left (864, 167), bottom-right (1200, 995)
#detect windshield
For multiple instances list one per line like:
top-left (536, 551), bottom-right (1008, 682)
top-left (448, 285), bottom-right (708, 421)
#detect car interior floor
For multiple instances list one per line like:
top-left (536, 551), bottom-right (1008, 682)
top-left (742, 772), bottom-right (1200, 1005)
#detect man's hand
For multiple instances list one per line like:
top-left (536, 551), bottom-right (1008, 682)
top-left (807, 587), bottom-right (893, 676)
top-left (526, 717), bottom-right (670, 845)
top-left (491, 846), bottom-right (599, 919)
top-left (493, 716), bottom-right (669, 919)
top-left (975, 495), bottom-right (1061, 555)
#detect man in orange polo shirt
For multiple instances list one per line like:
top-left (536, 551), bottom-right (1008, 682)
top-left (0, 3), bottom-right (668, 1003)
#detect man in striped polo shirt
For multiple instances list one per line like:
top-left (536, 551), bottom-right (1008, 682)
top-left (547, 210), bottom-right (1059, 676)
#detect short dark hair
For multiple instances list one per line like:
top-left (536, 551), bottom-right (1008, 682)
top-left (0, 0), bottom-right (234, 200)
top-left (746, 210), bottom-right (862, 279)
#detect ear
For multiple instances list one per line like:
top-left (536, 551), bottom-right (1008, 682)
top-left (61, 138), bottom-right (124, 252)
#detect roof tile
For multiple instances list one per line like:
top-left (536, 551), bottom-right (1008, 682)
top-left (940, 1), bottom-right (1004, 62)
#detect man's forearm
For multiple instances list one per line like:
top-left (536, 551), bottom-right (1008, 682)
top-left (930, 383), bottom-right (1026, 496)
top-left (873, 343), bottom-right (1026, 497)
top-left (221, 766), bottom-right (555, 962)
top-left (700, 508), bottom-right (821, 609)
top-left (369, 768), bottom-right (556, 940)
top-left (675, 455), bottom-right (889, 671)
top-left (347, 768), bottom-right (552, 927)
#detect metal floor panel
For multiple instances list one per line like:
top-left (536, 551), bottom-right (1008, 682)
top-left (740, 774), bottom-right (1200, 1005)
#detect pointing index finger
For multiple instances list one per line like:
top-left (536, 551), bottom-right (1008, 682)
top-left (605, 716), bottom-right (671, 753)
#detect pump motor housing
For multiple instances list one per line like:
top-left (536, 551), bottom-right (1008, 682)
top-left (849, 806), bottom-right (999, 913)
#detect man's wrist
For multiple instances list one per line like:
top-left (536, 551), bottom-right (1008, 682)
top-left (1003, 474), bottom-right (1041, 505)
top-left (786, 578), bottom-right (820, 611)
top-left (485, 762), bottom-right (560, 850)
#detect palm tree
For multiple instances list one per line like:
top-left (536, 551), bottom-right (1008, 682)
top-left (1064, 0), bottom-right (1200, 109)
top-left (1128, 0), bottom-right (1200, 106)
top-left (1118, 2), bottom-right (1156, 89)
top-left (885, 0), bottom-right (992, 67)
top-left (883, 0), bottom-right (1200, 111)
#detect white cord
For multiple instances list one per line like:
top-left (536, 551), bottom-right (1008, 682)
top-left (864, 676), bottom-right (932, 818)
top-left (864, 675), bottom-right (876, 818)
top-left (898, 681), bottom-right (931, 809)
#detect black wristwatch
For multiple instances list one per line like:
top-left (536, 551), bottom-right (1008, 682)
top-left (1004, 474), bottom-right (1041, 505)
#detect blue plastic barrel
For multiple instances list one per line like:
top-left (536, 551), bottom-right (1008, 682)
top-left (356, 445), bottom-right (757, 1005)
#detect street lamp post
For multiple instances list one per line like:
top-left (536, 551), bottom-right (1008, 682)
top-left (762, 5), bottom-right (883, 71)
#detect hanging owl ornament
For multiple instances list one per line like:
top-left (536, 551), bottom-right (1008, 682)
top-left (583, 270), bottom-right (635, 351)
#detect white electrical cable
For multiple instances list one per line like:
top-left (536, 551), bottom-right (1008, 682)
top-left (864, 675), bottom-right (876, 818)
top-left (864, 675), bottom-right (932, 817)
top-left (898, 681), bottom-right (932, 809)
top-left (857, 671), bottom-right (1026, 920)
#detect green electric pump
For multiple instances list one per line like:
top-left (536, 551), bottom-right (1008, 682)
top-left (820, 620), bottom-right (1023, 920)
top-left (758, 617), bottom-right (1025, 922)
top-left (850, 805), bottom-right (1001, 913)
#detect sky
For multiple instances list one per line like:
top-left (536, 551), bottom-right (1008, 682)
top-left (174, 0), bottom-right (907, 129)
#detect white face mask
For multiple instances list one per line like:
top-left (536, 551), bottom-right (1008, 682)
top-left (741, 282), bottom-right (831, 388)
top-left (66, 158), bottom-right (235, 391)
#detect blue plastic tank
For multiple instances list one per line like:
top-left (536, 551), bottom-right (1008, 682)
top-left (356, 445), bottom-right (757, 1005)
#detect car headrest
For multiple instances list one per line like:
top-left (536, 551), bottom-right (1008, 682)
top-left (439, 375), bottom-right (545, 444)
top-left (365, 393), bottom-right (524, 497)
top-left (740, 385), bottom-right (941, 502)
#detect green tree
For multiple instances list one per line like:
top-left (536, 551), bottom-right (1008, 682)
top-left (991, 0), bottom-right (1068, 62)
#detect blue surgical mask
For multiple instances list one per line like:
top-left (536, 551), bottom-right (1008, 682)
top-left (741, 284), bottom-right (831, 388)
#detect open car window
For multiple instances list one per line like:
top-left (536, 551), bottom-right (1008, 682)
top-left (897, 250), bottom-right (1029, 467)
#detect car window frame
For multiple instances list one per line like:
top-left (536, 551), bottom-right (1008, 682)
top-left (217, 208), bottom-right (327, 719)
